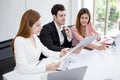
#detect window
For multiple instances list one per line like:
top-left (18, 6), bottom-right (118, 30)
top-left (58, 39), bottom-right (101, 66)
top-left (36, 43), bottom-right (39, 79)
top-left (96, 0), bottom-right (107, 35)
top-left (96, 0), bottom-right (120, 36)
top-left (107, 0), bottom-right (120, 36)
top-left (83, 0), bottom-right (120, 37)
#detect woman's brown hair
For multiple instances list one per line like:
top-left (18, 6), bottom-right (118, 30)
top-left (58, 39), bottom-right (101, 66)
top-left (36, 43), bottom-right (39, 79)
top-left (75, 8), bottom-right (91, 37)
top-left (11, 9), bottom-right (41, 52)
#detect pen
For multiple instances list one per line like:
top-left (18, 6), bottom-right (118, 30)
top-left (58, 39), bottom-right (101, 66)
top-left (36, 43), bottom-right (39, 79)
top-left (36, 61), bottom-right (41, 65)
top-left (63, 27), bottom-right (70, 32)
top-left (66, 48), bottom-right (70, 51)
top-left (56, 69), bottom-right (62, 71)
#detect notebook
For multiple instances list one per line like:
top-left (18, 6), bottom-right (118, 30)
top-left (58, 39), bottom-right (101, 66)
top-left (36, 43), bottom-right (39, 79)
top-left (47, 66), bottom-right (87, 80)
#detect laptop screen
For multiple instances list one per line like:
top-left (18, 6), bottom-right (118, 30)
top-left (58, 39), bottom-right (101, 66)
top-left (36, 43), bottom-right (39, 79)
top-left (114, 34), bottom-right (120, 47)
top-left (110, 34), bottom-right (120, 47)
top-left (47, 66), bottom-right (87, 80)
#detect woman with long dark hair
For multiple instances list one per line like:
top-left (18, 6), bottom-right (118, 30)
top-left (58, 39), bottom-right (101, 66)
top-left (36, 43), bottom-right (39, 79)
top-left (71, 8), bottom-right (107, 50)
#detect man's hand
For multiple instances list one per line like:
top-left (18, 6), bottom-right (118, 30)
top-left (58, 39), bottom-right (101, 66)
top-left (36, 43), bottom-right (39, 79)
top-left (60, 48), bottom-right (70, 57)
top-left (64, 26), bottom-right (72, 39)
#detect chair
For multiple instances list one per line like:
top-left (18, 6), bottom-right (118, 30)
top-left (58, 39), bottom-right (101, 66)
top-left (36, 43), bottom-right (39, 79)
top-left (0, 74), bottom-right (3, 80)
top-left (0, 39), bottom-right (15, 79)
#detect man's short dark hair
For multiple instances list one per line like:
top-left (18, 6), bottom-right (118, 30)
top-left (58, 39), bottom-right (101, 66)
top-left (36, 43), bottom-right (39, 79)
top-left (51, 4), bottom-right (65, 16)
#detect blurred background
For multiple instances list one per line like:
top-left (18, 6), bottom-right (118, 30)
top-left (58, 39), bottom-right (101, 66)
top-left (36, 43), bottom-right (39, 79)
top-left (0, 0), bottom-right (120, 41)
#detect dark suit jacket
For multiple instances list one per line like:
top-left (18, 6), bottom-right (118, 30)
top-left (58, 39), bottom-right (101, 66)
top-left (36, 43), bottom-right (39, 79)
top-left (39, 21), bottom-right (72, 51)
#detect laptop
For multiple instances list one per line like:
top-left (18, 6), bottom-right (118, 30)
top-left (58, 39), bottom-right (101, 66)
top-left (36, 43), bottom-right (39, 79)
top-left (100, 34), bottom-right (120, 47)
top-left (47, 66), bottom-right (87, 80)
top-left (112, 34), bottom-right (120, 47)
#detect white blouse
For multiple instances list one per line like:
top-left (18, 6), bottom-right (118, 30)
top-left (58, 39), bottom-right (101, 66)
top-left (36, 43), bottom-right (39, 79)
top-left (14, 35), bottom-right (60, 74)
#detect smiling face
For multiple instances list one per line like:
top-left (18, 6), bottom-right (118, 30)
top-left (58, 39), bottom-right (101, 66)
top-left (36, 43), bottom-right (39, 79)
top-left (53, 10), bottom-right (66, 27)
top-left (29, 18), bottom-right (42, 36)
top-left (80, 13), bottom-right (89, 26)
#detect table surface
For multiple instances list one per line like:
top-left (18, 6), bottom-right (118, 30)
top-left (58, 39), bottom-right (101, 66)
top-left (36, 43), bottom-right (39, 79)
top-left (3, 46), bottom-right (120, 80)
top-left (38, 45), bottom-right (120, 80)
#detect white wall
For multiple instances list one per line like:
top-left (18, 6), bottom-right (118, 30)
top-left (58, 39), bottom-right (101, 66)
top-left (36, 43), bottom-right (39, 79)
top-left (26, 0), bottom-right (72, 26)
top-left (0, 0), bottom-right (26, 41)
top-left (71, 0), bottom-right (81, 25)
top-left (0, 0), bottom-right (72, 41)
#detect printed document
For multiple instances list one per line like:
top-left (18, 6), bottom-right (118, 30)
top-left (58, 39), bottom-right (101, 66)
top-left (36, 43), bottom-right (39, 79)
top-left (60, 34), bottom-right (99, 61)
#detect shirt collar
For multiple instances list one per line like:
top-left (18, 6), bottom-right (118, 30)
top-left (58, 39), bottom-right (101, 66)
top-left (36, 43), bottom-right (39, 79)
top-left (54, 21), bottom-right (64, 31)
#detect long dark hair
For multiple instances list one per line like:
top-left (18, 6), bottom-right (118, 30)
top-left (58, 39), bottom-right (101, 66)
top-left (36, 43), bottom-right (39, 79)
top-left (76, 8), bottom-right (91, 37)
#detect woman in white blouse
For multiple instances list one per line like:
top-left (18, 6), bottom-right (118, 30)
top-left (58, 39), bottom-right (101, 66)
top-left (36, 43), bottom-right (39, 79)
top-left (11, 9), bottom-right (68, 74)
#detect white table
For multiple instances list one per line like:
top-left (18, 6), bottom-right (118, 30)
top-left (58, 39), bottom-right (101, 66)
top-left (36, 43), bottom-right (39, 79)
top-left (67, 47), bottom-right (120, 80)
top-left (3, 46), bottom-right (120, 80)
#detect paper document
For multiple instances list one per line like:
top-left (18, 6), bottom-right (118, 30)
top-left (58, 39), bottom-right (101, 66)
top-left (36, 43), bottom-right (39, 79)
top-left (60, 34), bottom-right (99, 61)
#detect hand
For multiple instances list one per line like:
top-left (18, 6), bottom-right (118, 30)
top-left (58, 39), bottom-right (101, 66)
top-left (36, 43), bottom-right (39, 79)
top-left (97, 44), bottom-right (108, 50)
top-left (46, 62), bottom-right (61, 71)
top-left (60, 48), bottom-right (70, 57)
top-left (96, 36), bottom-right (101, 41)
top-left (64, 26), bottom-right (72, 39)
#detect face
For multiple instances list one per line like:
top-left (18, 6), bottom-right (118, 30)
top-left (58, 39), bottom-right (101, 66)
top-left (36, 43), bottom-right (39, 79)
top-left (53, 10), bottom-right (66, 26)
top-left (29, 18), bottom-right (42, 36)
top-left (80, 13), bottom-right (89, 26)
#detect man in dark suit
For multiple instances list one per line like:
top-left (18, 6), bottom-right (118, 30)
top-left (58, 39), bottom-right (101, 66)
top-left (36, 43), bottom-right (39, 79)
top-left (39, 4), bottom-right (72, 51)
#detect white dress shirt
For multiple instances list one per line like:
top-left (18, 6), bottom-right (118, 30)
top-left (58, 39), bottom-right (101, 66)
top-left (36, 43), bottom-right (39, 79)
top-left (54, 22), bottom-right (64, 45)
top-left (14, 35), bottom-right (60, 74)
top-left (54, 22), bottom-right (72, 45)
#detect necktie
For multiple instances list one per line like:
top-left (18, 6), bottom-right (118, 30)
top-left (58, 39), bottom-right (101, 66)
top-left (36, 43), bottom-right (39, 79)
top-left (61, 29), bottom-right (65, 37)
